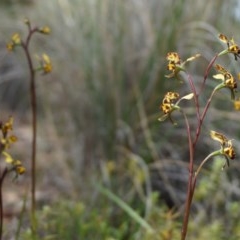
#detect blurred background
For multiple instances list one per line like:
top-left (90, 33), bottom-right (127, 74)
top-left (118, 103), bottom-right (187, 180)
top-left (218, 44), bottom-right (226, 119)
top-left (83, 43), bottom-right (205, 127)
top-left (1, 0), bottom-right (240, 239)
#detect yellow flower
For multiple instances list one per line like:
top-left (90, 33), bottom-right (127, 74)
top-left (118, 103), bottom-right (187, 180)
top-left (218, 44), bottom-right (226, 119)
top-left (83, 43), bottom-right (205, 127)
top-left (166, 52), bottom-right (181, 64)
top-left (39, 26), bottom-right (51, 34)
top-left (16, 165), bottom-right (26, 175)
top-left (224, 72), bottom-right (237, 89)
top-left (0, 116), bottom-right (13, 136)
top-left (234, 98), bottom-right (240, 110)
top-left (224, 144), bottom-right (236, 160)
top-left (218, 33), bottom-right (240, 60)
top-left (12, 33), bottom-right (21, 44)
top-left (165, 52), bottom-right (182, 78)
top-left (6, 33), bottom-right (21, 51)
top-left (213, 64), bottom-right (237, 100)
top-left (210, 130), bottom-right (236, 167)
top-left (0, 117), bottom-right (17, 150)
top-left (164, 92), bottom-right (180, 101)
top-left (40, 54), bottom-right (52, 74)
top-left (2, 151), bottom-right (25, 175)
top-left (6, 42), bottom-right (14, 51)
top-left (1, 135), bottom-right (17, 149)
top-left (2, 151), bottom-right (14, 164)
top-left (210, 130), bottom-right (228, 145)
top-left (165, 52), bottom-right (200, 78)
top-left (159, 92), bottom-right (194, 124)
top-left (161, 103), bottom-right (172, 115)
top-left (160, 91), bottom-right (180, 114)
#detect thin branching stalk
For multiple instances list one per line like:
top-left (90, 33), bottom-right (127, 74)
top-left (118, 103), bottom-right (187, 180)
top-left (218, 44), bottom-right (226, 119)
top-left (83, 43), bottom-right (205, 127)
top-left (193, 87), bottom-right (217, 148)
top-left (6, 19), bottom-right (51, 239)
top-left (180, 70), bottom-right (218, 239)
top-left (180, 109), bottom-right (194, 240)
top-left (21, 26), bottom-right (39, 233)
top-left (187, 73), bottom-right (200, 121)
top-left (194, 151), bottom-right (220, 178)
top-left (199, 54), bottom-right (218, 95)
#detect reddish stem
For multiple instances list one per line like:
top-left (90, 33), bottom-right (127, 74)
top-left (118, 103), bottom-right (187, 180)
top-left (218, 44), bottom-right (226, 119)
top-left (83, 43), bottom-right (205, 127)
top-left (0, 168), bottom-right (9, 240)
top-left (180, 110), bottom-right (194, 240)
top-left (21, 27), bottom-right (39, 231)
top-left (199, 54), bottom-right (218, 95)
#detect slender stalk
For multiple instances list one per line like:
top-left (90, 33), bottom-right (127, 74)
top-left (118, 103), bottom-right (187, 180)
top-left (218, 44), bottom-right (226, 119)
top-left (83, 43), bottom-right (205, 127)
top-left (21, 27), bottom-right (38, 233)
top-left (194, 151), bottom-right (220, 178)
top-left (187, 73), bottom-right (200, 121)
top-left (180, 84), bottom-right (218, 239)
top-left (29, 64), bottom-right (37, 231)
top-left (0, 168), bottom-right (9, 240)
top-left (180, 110), bottom-right (194, 240)
top-left (193, 87), bottom-right (217, 148)
top-left (199, 54), bottom-right (218, 95)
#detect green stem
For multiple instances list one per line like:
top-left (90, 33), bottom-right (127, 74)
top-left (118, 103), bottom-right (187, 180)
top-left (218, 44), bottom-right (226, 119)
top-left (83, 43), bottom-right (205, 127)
top-left (195, 151), bottom-right (220, 178)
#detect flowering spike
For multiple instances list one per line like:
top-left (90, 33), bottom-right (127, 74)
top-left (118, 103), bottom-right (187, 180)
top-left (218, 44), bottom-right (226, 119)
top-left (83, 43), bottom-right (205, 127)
top-left (165, 52), bottom-right (200, 79)
top-left (210, 130), bottom-right (235, 167)
top-left (218, 33), bottom-right (240, 60)
top-left (213, 64), bottom-right (237, 100)
top-left (159, 91), bottom-right (182, 124)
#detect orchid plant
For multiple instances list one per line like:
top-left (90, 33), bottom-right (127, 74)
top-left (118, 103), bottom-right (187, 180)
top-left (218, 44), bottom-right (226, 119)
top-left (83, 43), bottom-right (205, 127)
top-left (159, 33), bottom-right (238, 240)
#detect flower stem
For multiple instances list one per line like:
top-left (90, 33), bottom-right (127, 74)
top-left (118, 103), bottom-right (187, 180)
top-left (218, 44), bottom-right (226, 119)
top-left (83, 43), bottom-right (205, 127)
top-left (195, 151), bottom-right (220, 178)
top-left (180, 109), bottom-right (194, 240)
top-left (193, 87), bottom-right (217, 148)
top-left (0, 168), bottom-right (9, 240)
top-left (21, 27), bottom-right (38, 234)
top-left (199, 54), bottom-right (218, 95)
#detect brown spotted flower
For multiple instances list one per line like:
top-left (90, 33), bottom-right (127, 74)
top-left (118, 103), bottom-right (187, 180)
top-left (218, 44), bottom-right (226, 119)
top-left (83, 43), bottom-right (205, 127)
top-left (165, 52), bottom-right (200, 78)
top-left (218, 33), bottom-right (240, 60)
top-left (213, 64), bottom-right (237, 100)
top-left (210, 130), bottom-right (236, 168)
top-left (159, 92), bottom-right (194, 124)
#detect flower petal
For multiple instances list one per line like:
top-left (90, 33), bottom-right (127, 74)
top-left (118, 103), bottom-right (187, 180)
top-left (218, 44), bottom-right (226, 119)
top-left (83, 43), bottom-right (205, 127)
top-left (213, 74), bottom-right (225, 81)
top-left (180, 93), bottom-right (194, 100)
